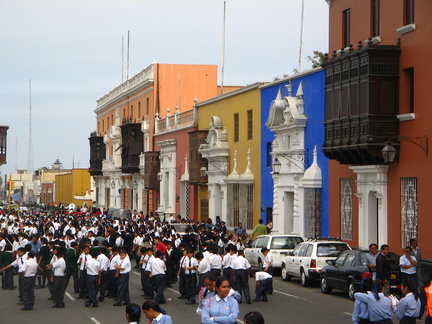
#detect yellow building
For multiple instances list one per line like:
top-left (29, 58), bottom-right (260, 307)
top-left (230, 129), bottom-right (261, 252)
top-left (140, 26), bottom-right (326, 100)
top-left (55, 169), bottom-right (91, 207)
top-left (195, 83), bottom-right (265, 230)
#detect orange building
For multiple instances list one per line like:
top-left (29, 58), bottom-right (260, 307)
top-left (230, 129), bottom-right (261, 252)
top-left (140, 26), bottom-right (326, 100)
top-left (89, 63), bottom-right (219, 215)
top-left (324, 0), bottom-right (432, 265)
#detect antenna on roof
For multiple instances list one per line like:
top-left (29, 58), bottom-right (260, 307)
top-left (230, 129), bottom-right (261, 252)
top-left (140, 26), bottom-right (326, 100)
top-left (127, 30), bottom-right (130, 80)
top-left (220, 0), bottom-right (227, 95)
top-left (122, 37), bottom-right (124, 82)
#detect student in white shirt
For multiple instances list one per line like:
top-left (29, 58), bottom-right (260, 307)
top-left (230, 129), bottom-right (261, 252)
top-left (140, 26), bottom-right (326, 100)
top-left (97, 247), bottom-right (110, 302)
top-left (113, 250), bottom-right (131, 306)
top-left (21, 251), bottom-right (39, 310)
top-left (47, 247), bottom-right (67, 308)
top-left (151, 251), bottom-right (167, 304)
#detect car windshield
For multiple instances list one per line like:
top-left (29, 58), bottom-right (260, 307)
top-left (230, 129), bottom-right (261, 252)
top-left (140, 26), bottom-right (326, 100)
top-left (171, 224), bottom-right (193, 233)
top-left (316, 243), bottom-right (349, 257)
top-left (270, 236), bottom-right (303, 249)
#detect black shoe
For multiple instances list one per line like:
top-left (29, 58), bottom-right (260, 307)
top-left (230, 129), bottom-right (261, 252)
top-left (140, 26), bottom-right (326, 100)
top-left (57, 304), bottom-right (65, 308)
top-left (113, 303), bottom-right (122, 306)
top-left (47, 297), bottom-right (53, 300)
top-left (159, 301), bottom-right (166, 304)
top-left (252, 299), bottom-right (260, 302)
top-left (177, 296), bottom-right (187, 299)
top-left (98, 297), bottom-right (104, 302)
top-left (34, 285), bottom-right (43, 289)
top-left (92, 304), bottom-right (99, 307)
top-left (84, 302), bottom-right (91, 307)
top-left (21, 307), bottom-right (32, 311)
top-left (185, 300), bottom-right (196, 305)
top-left (10, 286), bottom-right (17, 290)
top-left (52, 304), bottom-right (59, 308)
top-left (123, 302), bottom-right (130, 306)
top-left (145, 297), bottom-right (154, 300)
top-left (246, 301), bottom-right (252, 304)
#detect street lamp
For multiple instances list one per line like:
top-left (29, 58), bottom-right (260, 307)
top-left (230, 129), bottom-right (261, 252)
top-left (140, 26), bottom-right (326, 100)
top-left (133, 181), bottom-right (138, 191)
top-left (272, 157), bottom-right (282, 174)
top-left (157, 172), bottom-right (162, 182)
top-left (382, 142), bottom-right (397, 163)
top-left (111, 181), bottom-right (115, 189)
top-left (200, 167), bottom-right (207, 177)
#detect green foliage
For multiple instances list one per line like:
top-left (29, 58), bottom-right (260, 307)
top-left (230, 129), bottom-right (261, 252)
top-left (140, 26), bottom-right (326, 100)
top-left (307, 51), bottom-right (327, 68)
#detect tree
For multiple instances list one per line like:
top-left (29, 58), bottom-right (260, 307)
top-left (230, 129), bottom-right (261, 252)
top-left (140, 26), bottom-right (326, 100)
top-left (306, 51), bottom-right (327, 68)
top-left (52, 158), bottom-right (63, 169)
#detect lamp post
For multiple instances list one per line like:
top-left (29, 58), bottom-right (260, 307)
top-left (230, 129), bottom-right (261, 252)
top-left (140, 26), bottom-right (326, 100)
top-left (382, 142), bottom-right (397, 163)
top-left (272, 157), bottom-right (282, 175)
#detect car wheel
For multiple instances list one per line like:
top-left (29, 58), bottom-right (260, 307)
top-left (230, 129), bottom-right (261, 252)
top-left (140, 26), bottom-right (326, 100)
top-left (320, 275), bottom-right (332, 294)
top-left (281, 264), bottom-right (291, 281)
top-left (300, 269), bottom-right (310, 287)
top-left (258, 259), bottom-right (263, 271)
top-left (348, 281), bottom-right (356, 301)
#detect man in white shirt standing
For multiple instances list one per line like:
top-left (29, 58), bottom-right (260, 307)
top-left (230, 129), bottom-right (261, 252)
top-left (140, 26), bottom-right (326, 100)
top-left (151, 251), bottom-right (167, 304)
top-left (48, 247), bottom-right (66, 308)
top-left (113, 249), bottom-right (131, 306)
top-left (183, 249), bottom-right (199, 305)
top-left (85, 250), bottom-right (101, 307)
top-left (97, 247), bottom-right (110, 302)
top-left (20, 251), bottom-right (39, 310)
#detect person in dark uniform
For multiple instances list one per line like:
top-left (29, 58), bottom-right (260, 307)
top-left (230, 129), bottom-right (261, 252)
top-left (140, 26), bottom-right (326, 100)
top-left (63, 241), bottom-right (79, 294)
top-left (0, 243), bottom-right (15, 290)
top-left (47, 247), bottom-right (66, 308)
top-left (376, 244), bottom-right (391, 296)
top-left (77, 245), bottom-right (90, 299)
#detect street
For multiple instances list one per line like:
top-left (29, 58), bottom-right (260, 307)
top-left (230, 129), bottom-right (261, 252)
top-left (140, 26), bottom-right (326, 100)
top-left (0, 271), bottom-right (361, 324)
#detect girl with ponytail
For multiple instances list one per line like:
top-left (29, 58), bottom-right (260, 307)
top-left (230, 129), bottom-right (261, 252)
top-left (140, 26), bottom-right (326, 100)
top-left (393, 278), bottom-right (420, 324)
top-left (354, 279), bottom-right (393, 323)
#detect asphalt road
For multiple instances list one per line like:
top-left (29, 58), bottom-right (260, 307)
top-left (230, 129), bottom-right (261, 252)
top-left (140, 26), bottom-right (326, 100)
top-left (0, 269), bottom-right (366, 324)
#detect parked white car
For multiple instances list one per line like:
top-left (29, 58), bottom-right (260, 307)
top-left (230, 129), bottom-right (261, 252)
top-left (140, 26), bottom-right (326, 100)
top-left (244, 234), bottom-right (304, 269)
top-left (281, 239), bottom-right (351, 286)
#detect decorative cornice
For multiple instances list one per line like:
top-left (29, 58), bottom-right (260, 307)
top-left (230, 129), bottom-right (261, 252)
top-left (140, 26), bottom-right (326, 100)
top-left (397, 24), bottom-right (416, 35)
top-left (95, 64), bottom-right (154, 113)
top-left (325, 0), bottom-right (332, 8)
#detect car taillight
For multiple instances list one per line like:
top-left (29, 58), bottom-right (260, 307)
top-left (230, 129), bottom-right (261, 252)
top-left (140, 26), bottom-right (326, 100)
top-left (310, 259), bottom-right (316, 268)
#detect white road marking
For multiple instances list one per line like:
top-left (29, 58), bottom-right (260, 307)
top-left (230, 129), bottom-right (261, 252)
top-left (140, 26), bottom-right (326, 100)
top-left (344, 312), bottom-right (353, 316)
top-left (133, 271), bottom-right (141, 276)
top-left (273, 289), bottom-right (318, 304)
top-left (90, 317), bottom-right (101, 324)
top-left (65, 291), bottom-right (75, 301)
top-left (167, 287), bottom-right (180, 294)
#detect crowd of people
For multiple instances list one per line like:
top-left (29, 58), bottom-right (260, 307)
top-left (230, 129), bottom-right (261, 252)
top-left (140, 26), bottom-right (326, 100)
top-left (0, 208), bottom-right (269, 324)
top-left (353, 241), bottom-right (431, 323)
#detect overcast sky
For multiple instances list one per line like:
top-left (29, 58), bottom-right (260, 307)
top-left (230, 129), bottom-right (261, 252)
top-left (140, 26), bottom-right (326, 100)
top-left (0, 0), bottom-right (329, 178)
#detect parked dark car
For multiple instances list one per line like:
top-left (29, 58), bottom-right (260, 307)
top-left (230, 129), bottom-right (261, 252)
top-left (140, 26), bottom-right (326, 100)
top-left (320, 250), bottom-right (401, 300)
top-left (106, 208), bottom-right (132, 220)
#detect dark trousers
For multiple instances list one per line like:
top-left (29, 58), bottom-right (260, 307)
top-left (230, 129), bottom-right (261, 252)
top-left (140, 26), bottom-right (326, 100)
top-left (359, 319), bottom-right (371, 324)
top-left (141, 268), bottom-right (146, 291)
top-left (39, 261), bottom-right (49, 287)
top-left (235, 269), bottom-right (251, 303)
top-left (53, 276), bottom-right (65, 306)
top-left (64, 266), bottom-right (79, 293)
top-left (2, 268), bottom-right (14, 289)
top-left (143, 271), bottom-right (153, 298)
top-left (79, 269), bottom-right (87, 297)
top-left (256, 278), bottom-right (272, 301)
top-left (152, 274), bottom-right (166, 304)
top-left (401, 273), bottom-right (418, 297)
top-left (371, 320), bottom-right (393, 324)
top-left (184, 273), bottom-right (197, 302)
top-left (211, 269), bottom-right (221, 277)
top-left (265, 266), bottom-right (274, 293)
top-left (86, 275), bottom-right (99, 305)
top-left (18, 272), bottom-right (24, 301)
top-left (108, 270), bottom-right (118, 297)
top-left (99, 271), bottom-right (109, 299)
top-left (223, 268), bottom-right (232, 286)
top-left (178, 269), bottom-right (186, 297)
top-left (22, 276), bottom-right (36, 309)
top-left (166, 263), bottom-right (175, 284)
top-left (400, 317), bottom-right (416, 324)
top-left (115, 273), bottom-right (130, 304)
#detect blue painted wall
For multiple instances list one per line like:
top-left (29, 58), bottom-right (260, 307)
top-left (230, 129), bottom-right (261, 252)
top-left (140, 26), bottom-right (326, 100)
top-left (260, 69), bottom-right (329, 236)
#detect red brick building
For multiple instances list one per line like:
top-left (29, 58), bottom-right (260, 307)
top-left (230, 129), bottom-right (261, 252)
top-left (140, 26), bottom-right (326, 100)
top-left (324, 0), bottom-right (432, 263)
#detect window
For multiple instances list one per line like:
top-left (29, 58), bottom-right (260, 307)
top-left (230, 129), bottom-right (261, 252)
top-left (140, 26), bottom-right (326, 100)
top-left (343, 9), bottom-right (351, 47)
top-left (234, 113), bottom-right (239, 142)
top-left (372, 0), bottom-right (380, 37)
top-left (405, 0), bottom-right (415, 25)
top-left (146, 98), bottom-right (149, 115)
top-left (298, 244), bottom-right (309, 257)
top-left (341, 178), bottom-right (353, 240)
top-left (247, 110), bottom-right (253, 140)
top-left (246, 184), bottom-right (254, 229)
top-left (138, 102), bottom-right (141, 119)
top-left (401, 177), bottom-right (417, 247)
top-left (267, 142), bottom-right (273, 167)
top-left (405, 67), bottom-right (414, 113)
top-left (343, 253), bottom-right (355, 267)
top-left (335, 253), bottom-right (347, 266)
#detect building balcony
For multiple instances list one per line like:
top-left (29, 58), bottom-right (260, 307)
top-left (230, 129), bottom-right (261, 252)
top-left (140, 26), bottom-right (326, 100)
top-left (322, 42), bottom-right (401, 165)
top-left (120, 123), bottom-right (144, 174)
top-left (89, 133), bottom-right (106, 176)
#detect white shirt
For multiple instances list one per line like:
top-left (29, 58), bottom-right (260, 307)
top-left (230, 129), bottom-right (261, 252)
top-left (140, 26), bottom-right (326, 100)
top-left (151, 257), bottom-right (166, 276)
top-left (209, 254), bottom-right (222, 270)
top-left (222, 254), bottom-right (232, 269)
top-left (97, 254), bottom-right (110, 271)
top-left (109, 254), bottom-right (121, 270)
top-left (22, 258), bottom-right (38, 277)
top-left (203, 251), bottom-right (212, 260)
top-left (232, 256), bottom-right (251, 270)
top-left (77, 252), bottom-right (92, 270)
top-left (118, 256), bottom-right (131, 274)
top-left (263, 253), bottom-right (273, 268)
top-left (0, 239), bottom-right (6, 251)
top-left (52, 258), bottom-right (66, 276)
top-left (141, 254), bottom-right (149, 270)
top-left (183, 256), bottom-right (199, 274)
top-left (198, 258), bottom-right (211, 274)
top-left (255, 271), bottom-right (272, 281)
top-left (86, 258), bottom-right (101, 276)
top-left (145, 255), bottom-right (155, 272)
